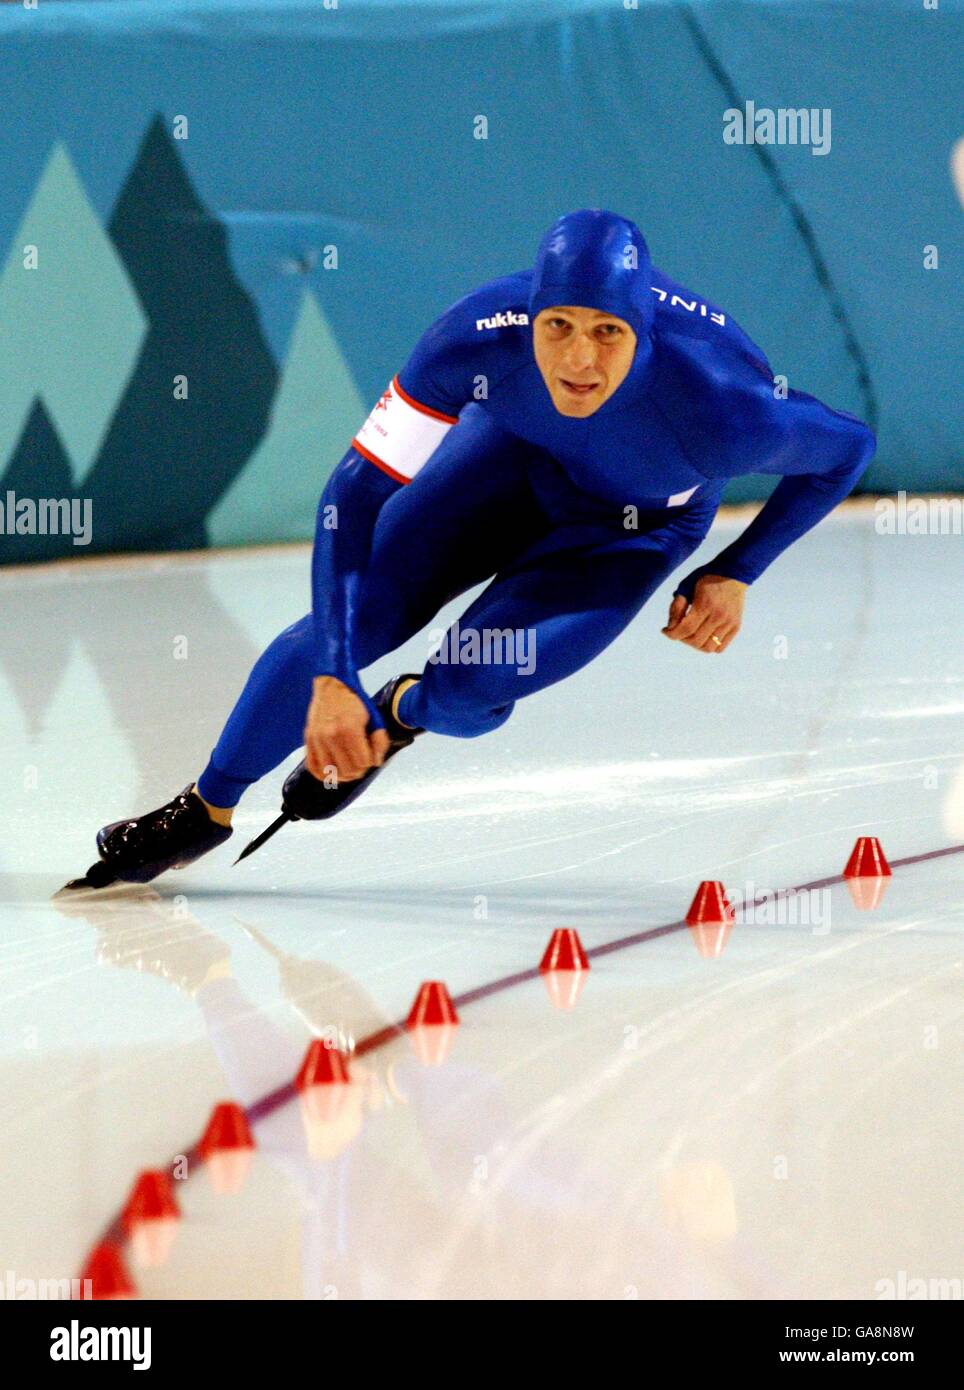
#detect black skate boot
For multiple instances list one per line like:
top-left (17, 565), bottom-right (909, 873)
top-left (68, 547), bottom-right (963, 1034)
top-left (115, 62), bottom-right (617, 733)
top-left (235, 674), bottom-right (423, 863)
top-left (61, 786), bottom-right (233, 892)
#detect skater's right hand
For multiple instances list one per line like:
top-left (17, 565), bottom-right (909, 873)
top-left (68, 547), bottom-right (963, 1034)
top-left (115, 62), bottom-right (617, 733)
top-left (304, 677), bottom-right (390, 783)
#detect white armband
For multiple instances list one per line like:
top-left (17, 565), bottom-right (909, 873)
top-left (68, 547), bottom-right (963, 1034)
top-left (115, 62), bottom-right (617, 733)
top-left (352, 376), bottom-right (458, 483)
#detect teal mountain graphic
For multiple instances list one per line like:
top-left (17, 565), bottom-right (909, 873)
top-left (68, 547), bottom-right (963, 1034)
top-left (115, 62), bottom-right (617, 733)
top-left (0, 141), bottom-right (147, 490)
top-left (208, 289), bottom-right (365, 547)
top-left (0, 114), bottom-right (372, 567)
top-left (80, 114), bottom-right (279, 554)
top-left (0, 399), bottom-right (78, 566)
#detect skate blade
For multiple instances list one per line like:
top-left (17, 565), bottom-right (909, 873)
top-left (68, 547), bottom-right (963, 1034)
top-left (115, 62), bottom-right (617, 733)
top-left (52, 876), bottom-right (155, 903)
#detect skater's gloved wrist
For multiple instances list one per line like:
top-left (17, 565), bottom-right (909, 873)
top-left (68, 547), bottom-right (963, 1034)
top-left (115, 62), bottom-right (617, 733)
top-left (673, 564), bottom-right (709, 604)
top-left (674, 562), bottom-right (753, 603)
top-left (312, 673), bottom-right (384, 731)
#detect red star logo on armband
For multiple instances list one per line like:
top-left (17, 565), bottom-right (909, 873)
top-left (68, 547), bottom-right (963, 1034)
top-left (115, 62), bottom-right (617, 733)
top-left (375, 387), bottom-right (393, 411)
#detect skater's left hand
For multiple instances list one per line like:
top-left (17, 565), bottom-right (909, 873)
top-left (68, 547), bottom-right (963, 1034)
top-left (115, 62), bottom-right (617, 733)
top-left (304, 676), bottom-right (390, 782)
top-left (662, 574), bottom-right (747, 653)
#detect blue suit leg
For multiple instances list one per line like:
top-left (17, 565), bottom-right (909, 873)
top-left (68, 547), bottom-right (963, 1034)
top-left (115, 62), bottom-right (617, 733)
top-left (401, 503), bottom-right (716, 738)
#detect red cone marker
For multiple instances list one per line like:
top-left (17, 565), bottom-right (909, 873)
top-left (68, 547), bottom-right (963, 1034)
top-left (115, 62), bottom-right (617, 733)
top-left (539, 928), bottom-right (589, 973)
top-left (685, 881), bottom-right (734, 926)
top-left (199, 1101), bottom-right (254, 1160)
top-left (296, 1039), bottom-right (351, 1091)
top-left (405, 981), bottom-right (459, 1029)
top-left (843, 837), bottom-right (891, 878)
top-left (199, 1101), bottom-right (256, 1193)
top-left (121, 1170), bottom-right (179, 1235)
top-left (79, 1242), bottom-right (135, 1300)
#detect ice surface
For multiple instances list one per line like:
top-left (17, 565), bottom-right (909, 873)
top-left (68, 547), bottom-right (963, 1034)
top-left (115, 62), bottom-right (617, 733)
top-left (1, 504), bottom-right (961, 1298)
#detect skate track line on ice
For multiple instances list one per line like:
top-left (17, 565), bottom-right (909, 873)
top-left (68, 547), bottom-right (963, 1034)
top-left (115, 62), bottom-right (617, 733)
top-left (78, 840), bottom-right (964, 1294)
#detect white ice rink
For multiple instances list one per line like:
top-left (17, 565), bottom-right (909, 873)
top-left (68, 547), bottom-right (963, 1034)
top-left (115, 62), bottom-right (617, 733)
top-left (1, 502), bottom-right (962, 1300)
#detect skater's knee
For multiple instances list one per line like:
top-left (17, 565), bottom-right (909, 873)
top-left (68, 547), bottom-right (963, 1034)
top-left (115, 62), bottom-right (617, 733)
top-left (423, 699), bottom-right (513, 738)
top-left (411, 665), bottom-right (515, 737)
top-left (458, 700), bottom-right (513, 737)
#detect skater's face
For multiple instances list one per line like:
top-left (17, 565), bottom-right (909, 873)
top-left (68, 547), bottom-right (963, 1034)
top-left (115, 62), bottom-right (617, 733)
top-left (533, 306), bottom-right (637, 417)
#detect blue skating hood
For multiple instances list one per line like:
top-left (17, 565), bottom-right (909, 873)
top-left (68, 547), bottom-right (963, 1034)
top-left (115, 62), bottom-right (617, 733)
top-left (528, 209), bottom-right (654, 339)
